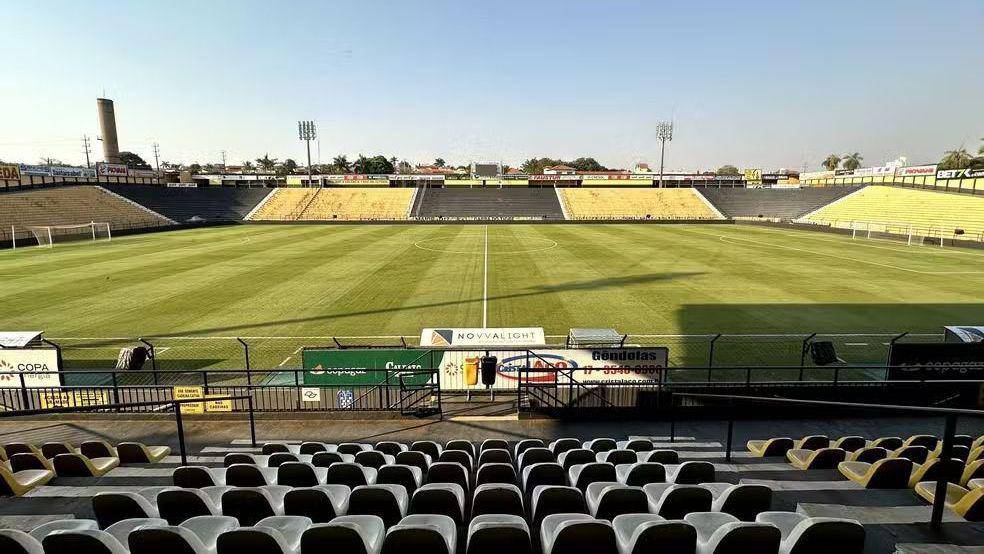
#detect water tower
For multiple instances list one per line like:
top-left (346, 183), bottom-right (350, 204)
top-left (96, 98), bottom-right (121, 164)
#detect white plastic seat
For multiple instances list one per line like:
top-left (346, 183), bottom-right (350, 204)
top-left (644, 483), bottom-right (712, 519)
top-left (225, 464), bottom-right (278, 487)
top-left (617, 440), bottom-right (655, 453)
top-left (467, 514), bottom-right (532, 554)
top-left (531, 486), bottom-right (588, 528)
top-left (481, 439), bottom-right (509, 452)
top-left (704, 483), bottom-right (773, 522)
top-left (224, 453), bottom-right (261, 467)
top-left (105, 518), bottom-right (168, 546)
top-left (127, 515), bottom-right (239, 554)
top-left (586, 482), bottom-right (648, 520)
top-left (540, 513), bottom-right (618, 554)
top-left (157, 486), bottom-right (229, 524)
top-left (311, 451), bottom-right (355, 468)
top-left (283, 485), bottom-right (351, 523)
top-left (410, 482), bottom-right (466, 523)
top-left (277, 462), bottom-right (328, 488)
top-left (221, 485), bottom-right (289, 526)
top-left (638, 450), bottom-right (680, 464)
top-left (93, 491), bottom-right (161, 528)
top-left (615, 463), bottom-right (666, 486)
top-left (569, 462), bottom-right (617, 490)
top-left (0, 520), bottom-right (98, 554)
top-left (426, 461), bottom-right (469, 491)
top-left (409, 441), bottom-right (443, 460)
top-left (522, 462), bottom-right (568, 496)
top-left (472, 483), bottom-right (524, 517)
top-left (437, 449), bottom-right (474, 473)
top-left (216, 515), bottom-right (312, 554)
top-left (477, 462), bottom-right (517, 486)
top-left (394, 451), bottom-right (431, 474)
top-left (300, 515), bottom-right (385, 554)
top-left (667, 462), bottom-right (715, 484)
top-left (558, 449), bottom-right (596, 470)
top-left (515, 439), bottom-right (546, 459)
top-left (598, 450), bottom-right (637, 465)
top-left (355, 451), bottom-right (396, 470)
top-left (549, 438), bottom-right (582, 456)
top-left (445, 440), bottom-right (476, 458)
top-left (518, 448), bottom-right (555, 471)
top-left (477, 448), bottom-right (512, 466)
top-left (374, 442), bottom-right (408, 457)
top-left (348, 484), bottom-right (409, 527)
top-left (337, 443), bottom-right (373, 456)
top-left (685, 512), bottom-right (780, 554)
top-left (377, 464), bottom-right (423, 494)
top-left (299, 442), bottom-right (334, 455)
top-left (42, 528), bottom-right (129, 554)
top-left (612, 513), bottom-right (697, 554)
top-left (326, 463), bottom-right (377, 488)
top-left (382, 514), bottom-right (457, 554)
top-left (583, 438), bottom-right (618, 454)
top-left (756, 511), bottom-right (865, 554)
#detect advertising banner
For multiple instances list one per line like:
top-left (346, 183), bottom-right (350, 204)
top-left (937, 168), bottom-right (984, 180)
top-left (174, 385), bottom-right (204, 414)
top-left (0, 348), bottom-right (61, 388)
top-left (743, 169), bottom-right (763, 184)
top-left (420, 328), bottom-right (546, 348)
top-left (800, 170), bottom-right (836, 181)
top-left (0, 164), bottom-right (21, 180)
top-left (302, 349), bottom-right (435, 386)
top-left (888, 343), bottom-right (984, 380)
top-left (97, 163), bottom-right (128, 177)
top-left (39, 390), bottom-right (108, 410)
top-left (896, 165), bottom-right (937, 177)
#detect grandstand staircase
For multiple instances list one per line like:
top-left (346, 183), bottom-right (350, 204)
top-left (292, 188), bottom-right (323, 220)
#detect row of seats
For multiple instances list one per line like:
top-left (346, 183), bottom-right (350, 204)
top-left (913, 479), bottom-right (984, 521)
top-left (0, 510), bottom-right (866, 554)
top-left (103, 184), bottom-right (271, 223)
top-left (248, 188), bottom-right (415, 221)
top-left (697, 186), bottom-right (863, 219)
top-left (558, 188), bottom-right (722, 220)
top-left (747, 433), bottom-right (983, 459)
top-left (1, 441), bottom-right (170, 497)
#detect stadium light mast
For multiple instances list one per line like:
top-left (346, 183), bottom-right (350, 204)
top-left (656, 121), bottom-right (673, 188)
top-left (298, 120), bottom-right (317, 187)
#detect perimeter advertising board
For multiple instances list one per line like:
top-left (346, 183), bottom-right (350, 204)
top-left (0, 348), bottom-right (61, 388)
top-left (0, 164), bottom-right (21, 180)
top-left (96, 163), bottom-right (128, 177)
top-left (303, 349), bottom-right (436, 386)
top-left (887, 343), bottom-right (984, 380)
top-left (420, 328), bottom-right (546, 348)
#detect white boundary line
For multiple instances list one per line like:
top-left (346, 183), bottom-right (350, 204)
top-left (483, 224), bottom-right (488, 328)
top-left (554, 186), bottom-right (570, 220)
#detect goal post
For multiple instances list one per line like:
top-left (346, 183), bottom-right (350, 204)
top-left (25, 222), bottom-right (111, 248)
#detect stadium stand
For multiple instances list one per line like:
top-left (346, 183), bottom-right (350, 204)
top-left (412, 187), bottom-right (565, 219)
top-left (803, 185), bottom-right (984, 240)
top-left (103, 185), bottom-right (271, 223)
top-left (248, 188), bottom-right (414, 221)
top-left (559, 188), bottom-right (722, 220)
top-left (698, 186), bottom-right (863, 220)
top-left (0, 185), bottom-right (172, 241)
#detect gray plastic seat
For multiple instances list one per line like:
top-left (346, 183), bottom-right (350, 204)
top-left (437, 449), bottom-right (474, 473)
top-left (107, 518), bottom-right (168, 548)
top-left (531, 486), bottom-right (588, 528)
top-left (426, 462), bottom-right (469, 491)
top-left (377, 464), bottom-right (423, 495)
top-left (217, 515), bottom-right (311, 554)
top-left (225, 463), bottom-right (277, 487)
top-left (326, 463), bottom-right (377, 488)
top-left (375, 442), bottom-right (408, 457)
top-left (522, 462), bottom-right (568, 496)
top-left (267, 453), bottom-right (300, 468)
top-left (540, 513), bottom-right (618, 554)
top-left (0, 520), bottom-right (98, 554)
top-left (518, 448), bottom-right (555, 471)
top-left (705, 483), bottom-right (773, 522)
top-left (445, 440), bottom-right (476, 458)
top-left (644, 483), bottom-right (712, 519)
top-left (667, 462), bottom-right (715, 485)
top-left (382, 514), bottom-right (457, 554)
top-left (598, 450), bottom-right (637, 466)
top-left (584, 438), bottom-right (618, 454)
top-left (356, 451), bottom-right (396, 470)
top-left (299, 442), bottom-right (333, 455)
top-left (410, 441), bottom-right (443, 460)
top-left (278, 462), bottom-right (327, 487)
top-left (612, 513), bottom-right (696, 554)
top-left (300, 515), bottom-right (385, 554)
top-left (311, 451), bottom-right (354, 467)
top-left (221, 485), bottom-right (289, 526)
top-left (31, 519), bottom-right (100, 542)
top-left (558, 449), bottom-right (596, 470)
top-left (337, 443), bottom-right (372, 456)
top-left (549, 438), bottom-right (582, 456)
top-left (261, 443), bottom-right (291, 455)
top-left (570, 462), bottom-right (617, 491)
top-left (284, 485), bottom-right (350, 523)
top-left (43, 528), bottom-right (130, 554)
top-left (756, 511), bottom-right (864, 554)
top-left (685, 512), bottom-right (780, 554)
top-left (615, 463), bottom-right (666, 486)
top-left (472, 483), bottom-right (524, 517)
top-left (224, 453), bottom-right (260, 467)
top-left (467, 514), bottom-right (532, 554)
top-left (586, 482), bottom-right (649, 520)
top-left (157, 486), bottom-right (228, 524)
top-left (617, 440), bottom-right (655, 453)
top-left (515, 439), bottom-right (546, 458)
top-left (92, 491), bottom-right (160, 528)
top-left (639, 450), bottom-right (680, 464)
top-left (348, 484), bottom-right (409, 527)
top-left (477, 462), bottom-right (518, 486)
top-left (394, 451), bottom-right (432, 474)
top-left (410, 482), bottom-right (466, 523)
top-left (481, 439), bottom-right (509, 452)
top-left (478, 448), bottom-right (512, 466)
top-left (127, 515), bottom-right (239, 554)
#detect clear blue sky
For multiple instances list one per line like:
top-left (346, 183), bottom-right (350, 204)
top-left (2, 0), bottom-right (982, 171)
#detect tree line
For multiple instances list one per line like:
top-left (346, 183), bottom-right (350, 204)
top-left (816, 139), bottom-right (984, 172)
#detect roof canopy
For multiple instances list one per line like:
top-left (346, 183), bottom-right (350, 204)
top-left (0, 331), bottom-right (44, 348)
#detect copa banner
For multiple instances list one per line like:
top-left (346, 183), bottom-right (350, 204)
top-left (420, 328), bottom-right (546, 348)
top-left (0, 164), bottom-right (21, 180)
top-left (887, 343), bottom-right (984, 380)
top-left (0, 348), bottom-right (61, 388)
top-left (303, 349), bottom-right (436, 386)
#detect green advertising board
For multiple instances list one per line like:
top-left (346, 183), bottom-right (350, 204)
top-left (302, 349), bottom-right (436, 386)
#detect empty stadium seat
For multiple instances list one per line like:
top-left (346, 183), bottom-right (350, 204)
top-left (126, 515), bottom-right (238, 554)
top-left (914, 481), bottom-right (984, 521)
top-left (638, 450), bottom-right (680, 464)
top-left (173, 466), bottom-right (223, 488)
top-left (277, 462), bottom-right (328, 487)
top-left (515, 439), bottom-right (546, 458)
top-left (268, 453), bottom-right (301, 468)
top-left (337, 443), bottom-right (372, 456)
top-left (312, 452), bottom-right (355, 467)
top-left (216, 515), bottom-right (310, 554)
top-left (644, 484), bottom-right (712, 519)
top-left (756, 511), bottom-right (865, 554)
top-left (78, 441), bottom-right (116, 459)
top-left (472, 483), bottom-right (524, 517)
top-left (437, 450), bottom-right (473, 472)
top-left (478, 448), bottom-right (512, 466)
top-left (585, 482), bottom-right (648, 520)
top-left (326, 463), bottom-right (377, 489)
top-left (786, 448), bottom-right (846, 470)
top-left (467, 514), bottom-right (532, 554)
top-left (518, 448), bottom-right (555, 471)
top-left (283, 485), bottom-right (350, 523)
top-left (410, 441), bottom-right (442, 460)
top-left (832, 437), bottom-right (866, 452)
top-left (847, 447), bottom-right (890, 464)
top-left (549, 439), bottom-right (582, 456)
top-left (0, 463), bottom-right (53, 496)
top-left (523, 462), bottom-right (568, 496)
top-left (409, 483), bottom-right (466, 523)
top-left (560, 188), bottom-right (721, 221)
top-left (684, 512), bottom-right (780, 554)
top-left (52, 453), bottom-right (119, 477)
top-left (558, 449), bottom-right (596, 470)
top-left (93, 491), bottom-right (161, 528)
top-left (794, 436), bottom-right (829, 450)
top-left (615, 462), bottom-right (666, 486)
top-left (221, 485), bottom-right (289, 526)
top-left (382, 514), bottom-right (457, 554)
top-left (616, 440), bottom-right (654, 453)
top-left (0, 519), bottom-right (98, 554)
top-left (570, 462), bottom-right (617, 490)
top-left (426, 462), bottom-right (469, 491)
top-left (348, 484), bottom-right (409, 527)
top-left (394, 451), bottom-right (431, 474)
top-left (299, 442), bottom-right (332, 455)
top-left (838, 458), bottom-right (914, 489)
top-left (42, 527), bottom-right (128, 554)
top-left (540, 513), bottom-right (618, 554)
top-left (612, 513), bottom-right (696, 554)
top-left (157, 486), bottom-right (229, 524)
top-left (376, 464), bottom-right (423, 495)
top-left (374, 442), bottom-right (407, 457)
top-left (117, 442), bottom-right (171, 464)
top-left (481, 439), bottom-right (509, 452)
top-left (705, 483), bottom-right (773, 521)
top-left (598, 450), bottom-right (637, 465)
top-left (667, 462), bottom-right (715, 484)
top-left (747, 438), bottom-right (795, 458)
top-left (584, 438), bottom-right (618, 454)
top-left (355, 451), bottom-right (396, 470)
top-left (40, 443), bottom-right (76, 459)
top-left (225, 463), bottom-right (277, 487)
top-left (531, 486), bottom-right (588, 527)
top-left (300, 515), bottom-right (384, 554)
top-left (445, 440), bottom-right (476, 458)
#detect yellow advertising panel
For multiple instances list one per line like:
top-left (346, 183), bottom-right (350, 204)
top-left (205, 394), bottom-right (233, 412)
top-left (174, 386), bottom-right (204, 414)
top-left (0, 164), bottom-right (21, 180)
top-left (743, 169), bottom-right (762, 184)
top-left (39, 390), bottom-right (108, 410)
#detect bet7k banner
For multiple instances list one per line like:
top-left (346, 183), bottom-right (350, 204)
top-left (302, 349), bottom-right (436, 386)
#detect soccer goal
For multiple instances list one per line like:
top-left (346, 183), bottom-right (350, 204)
top-left (26, 222), bottom-right (112, 248)
top-left (907, 225), bottom-right (944, 247)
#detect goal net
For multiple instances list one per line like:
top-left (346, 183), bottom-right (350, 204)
top-left (26, 222), bottom-right (112, 248)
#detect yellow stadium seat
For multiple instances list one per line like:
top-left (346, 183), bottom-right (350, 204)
top-left (249, 188), bottom-right (415, 221)
top-left (559, 188), bottom-right (722, 220)
top-left (913, 481), bottom-right (984, 521)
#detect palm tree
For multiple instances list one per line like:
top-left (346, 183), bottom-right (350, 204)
top-left (255, 154), bottom-right (278, 172)
top-left (353, 154), bottom-right (369, 174)
top-left (822, 154), bottom-right (841, 171)
top-left (242, 161), bottom-right (255, 173)
top-left (939, 148), bottom-right (972, 170)
top-left (332, 155), bottom-right (350, 173)
top-left (842, 152), bottom-right (863, 171)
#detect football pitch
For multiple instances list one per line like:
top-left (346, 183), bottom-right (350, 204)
top-left (2, 222), bottom-right (984, 372)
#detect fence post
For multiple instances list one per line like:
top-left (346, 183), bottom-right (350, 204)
top-left (725, 405), bottom-right (734, 463)
top-left (202, 371), bottom-right (210, 395)
top-left (174, 401), bottom-right (187, 466)
top-left (799, 333), bottom-right (817, 380)
top-left (930, 414), bottom-right (957, 531)
top-left (888, 332), bottom-right (909, 381)
top-left (247, 395), bottom-right (257, 447)
top-left (18, 372), bottom-right (29, 410)
top-left (237, 338), bottom-right (251, 375)
top-left (294, 369), bottom-right (301, 411)
top-left (668, 392), bottom-right (675, 443)
top-left (139, 338), bottom-right (158, 386)
top-left (707, 334), bottom-right (722, 382)
top-left (111, 371), bottom-right (120, 412)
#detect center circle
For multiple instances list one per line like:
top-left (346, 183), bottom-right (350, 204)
top-left (413, 235), bottom-right (558, 254)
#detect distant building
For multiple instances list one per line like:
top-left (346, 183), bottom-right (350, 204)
top-left (543, 164), bottom-right (576, 175)
top-left (414, 165), bottom-right (458, 175)
top-left (634, 162), bottom-right (652, 173)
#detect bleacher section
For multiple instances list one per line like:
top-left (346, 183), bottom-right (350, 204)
top-left (804, 185), bottom-right (984, 240)
top-left (248, 188), bottom-right (414, 221)
top-left (559, 188), bottom-right (722, 220)
top-left (0, 186), bottom-right (172, 240)
top-left (413, 187), bottom-right (565, 219)
top-left (104, 185), bottom-right (271, 223)
top-left (699, 186), bottom-right (863, 220)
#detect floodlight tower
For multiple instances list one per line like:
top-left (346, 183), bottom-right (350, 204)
top-left (656, 121), bottom-right (673, 188)
top-left (298, 120), bottom-right (317, 187)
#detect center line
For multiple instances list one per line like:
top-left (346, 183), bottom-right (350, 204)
top-left (482, 224), bottom-right (488, 328)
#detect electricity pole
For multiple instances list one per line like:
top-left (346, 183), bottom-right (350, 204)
top-left (220, 150), bottom-right (227, 174)
top-left (82, 135), bottom-right (92, 168)
top-left (656, 121), bottom-right (674, 188)
top-left (298, 120), bottom-right (317, 187)
top-left (152, 142), bottom-right (160, 173)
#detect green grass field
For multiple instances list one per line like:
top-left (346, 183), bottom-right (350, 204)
top-left (2, 223), bottom-right (983, 373)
